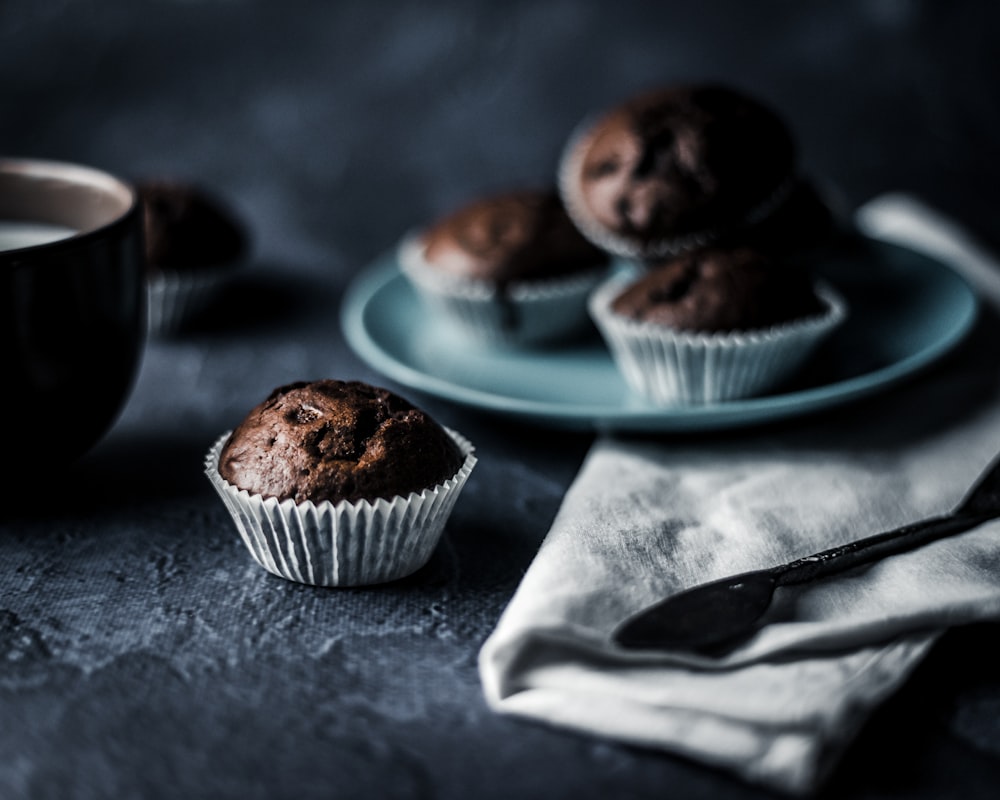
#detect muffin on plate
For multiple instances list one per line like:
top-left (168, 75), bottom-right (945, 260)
top-left (398, 188), bottom-right (611, 346)
top-left (559, 83), bottom-right (796, 260)
top-left (205, 379), bottom-right (476, 586)
top-left (727, 178), bottom-right (848, 260)
top-left (139, 179), bottom-right (249, 336)
top-left (588, 246), bottom-right (846, 405)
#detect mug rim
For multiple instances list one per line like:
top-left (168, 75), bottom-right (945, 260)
top-left (0, 156), bottom-right (139, 258)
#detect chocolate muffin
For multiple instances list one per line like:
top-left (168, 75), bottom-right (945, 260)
top-left (418, 189), bottom-right (608, 286)
top-left (139, 180), bottom-right (247, 272)
top-left (588, 246), bottom-right (846, 405)
top-left (559, 84), bottom-right (796, 259)
top-left (137, 179), bottom-right (248, 336)
top-left (218, 380), bottom-right (464, 505)
top-left (399, 188), bottom-right (611, 346)
top-left (729, 179), bottom-right (844, 259)
top-left (206, 379), bottom-right (476, 586)
top-left (610, 247), bottom-right (825, 333)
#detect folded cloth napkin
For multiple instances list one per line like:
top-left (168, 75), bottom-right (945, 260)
top-left (478, 194), bottom-right (1000, 795)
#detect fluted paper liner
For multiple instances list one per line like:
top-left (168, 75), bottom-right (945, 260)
top-left (589, 274), bottom-right (847, 405)
top-left (205, 428), bottom-right (477, 586)
top-left (397, 234), bottom-right (608, 346)
top-left (148, 266), bottom-right (234, 336)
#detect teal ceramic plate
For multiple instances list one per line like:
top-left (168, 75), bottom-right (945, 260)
top-left (341, 237), bottom-right (978, 431)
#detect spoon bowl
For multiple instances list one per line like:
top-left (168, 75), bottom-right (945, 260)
top-left (616, 570), bottom-right (779, 651)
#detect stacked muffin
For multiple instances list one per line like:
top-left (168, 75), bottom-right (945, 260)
top-left (559, 84), bottom-right (801, 259)
top-left (558, 83), bottom-right (846, 404)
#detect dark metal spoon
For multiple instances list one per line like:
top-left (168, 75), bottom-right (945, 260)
top-left (613, 452), bottom-right (1000, 654)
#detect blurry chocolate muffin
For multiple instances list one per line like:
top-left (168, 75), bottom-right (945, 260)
top-left (137, 179), bottom-right (248, 335)
top-left (399, 188), bottom-right (611, 346)
top-left (610, 246), bottom-right (825, 333)
top-left (728, 179), bottom-right (845, 259)
top-left (140, 180), bottom-right (247, 272)
top-left (559, 84), bottom-right (796, 259)
top-left (418, 189), bottom-right (608, 286)
top-left (589, 246), bottom-right (845, 404)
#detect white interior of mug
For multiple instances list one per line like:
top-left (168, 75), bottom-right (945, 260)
top-left (0, 158), bottom-right (135, 239)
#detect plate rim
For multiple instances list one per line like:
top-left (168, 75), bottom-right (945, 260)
top-left (341, 240), bottom-right (979, 431)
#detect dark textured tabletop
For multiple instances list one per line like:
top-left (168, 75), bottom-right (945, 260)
top-left (3, 2), bottom-right (1000, 798)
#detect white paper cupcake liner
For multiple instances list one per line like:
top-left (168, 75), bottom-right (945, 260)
top-left (557, 117), bottom-right (795, 261)
top-left (589, 274), bottom-right (847, 405)
top-left (397, 234), bottom-right (609, 347)
top-left (204, 428), bottom-right (477, 586)
top-left (147, 265), bottom-right (236, 337)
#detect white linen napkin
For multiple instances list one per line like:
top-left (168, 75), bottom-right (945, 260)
top-left (478, 194), bottom-right (1000, 795)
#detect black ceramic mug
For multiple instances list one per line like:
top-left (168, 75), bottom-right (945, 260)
top-left (0, 158), bottom-right (146, 470)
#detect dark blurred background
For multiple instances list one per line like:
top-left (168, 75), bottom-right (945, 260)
top-left (3, 0), bottom-right (999, 270)
top-left (3, 3), bottom-right (1000, 799)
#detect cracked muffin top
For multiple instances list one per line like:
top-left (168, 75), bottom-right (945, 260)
top-left (560, 84), bottom-right (796, 257)
top-left (610, 246), bottom-right (825, 333)
top-left (218, 380), bottom-right (464, 504)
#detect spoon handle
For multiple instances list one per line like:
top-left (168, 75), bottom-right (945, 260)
top-left (777, 512), bottom-right (990, 587)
